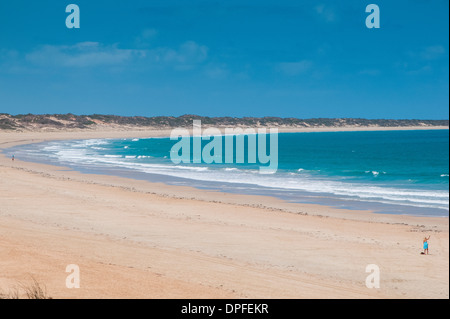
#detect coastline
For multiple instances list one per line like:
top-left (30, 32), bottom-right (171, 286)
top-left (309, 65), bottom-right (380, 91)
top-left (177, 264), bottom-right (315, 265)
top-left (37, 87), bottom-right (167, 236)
top-left (0, 127), bottom-right (449, 299)
top-left (5, 128), bottom-right (449, 218)
top-left (1, 125), bottom-right (448, 149)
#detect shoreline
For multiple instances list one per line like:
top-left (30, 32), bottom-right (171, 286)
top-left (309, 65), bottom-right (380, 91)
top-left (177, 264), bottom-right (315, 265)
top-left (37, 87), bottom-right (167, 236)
top-left (3, 126), bottom-right (448, 219)
top-left (0, 128), bottom-right (449, 299)
top-left (1, 125), bottom-right (448, 152)
top-left (1, 126), bottom-right (448, 160)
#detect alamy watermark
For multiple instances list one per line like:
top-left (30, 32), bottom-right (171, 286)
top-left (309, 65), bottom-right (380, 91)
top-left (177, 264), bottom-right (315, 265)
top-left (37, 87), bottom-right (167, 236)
top-left (66, 264), bottom-right (80, 289)
top-left (365, 4), bottom-right (380, 29)
top-left (169, 120), bottom-right (279, 173)
top-left (365, 264), bottom-right (380, 289)
top-left (65, 4), bottom-right (80, 29)
top-left (64, 4), bottom-right (380, 29)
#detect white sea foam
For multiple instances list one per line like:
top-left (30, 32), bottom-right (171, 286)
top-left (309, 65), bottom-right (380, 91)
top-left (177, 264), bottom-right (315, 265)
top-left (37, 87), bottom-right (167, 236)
top-left (27, 138), bottom-right (450, 213)
top-left (365, 170), bottom-right (386, 177)
top-left (83, 139), bottom-right (110, 146)
top-left (100, 159), bottom-right (448, 210)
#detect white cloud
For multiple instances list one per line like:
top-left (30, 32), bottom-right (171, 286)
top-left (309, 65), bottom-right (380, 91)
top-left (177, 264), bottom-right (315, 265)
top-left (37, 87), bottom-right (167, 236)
top-left (141, 28), bottom-right (158, 39)
top-left (25, 42), bottom-right (145, 67)
top-left (314, 4), bottom-right (337, 22)
top-left (0, 49), bottom-right (19, 60)
top-left (406, 45), bottom-right (446, 61)
top-left (420, 45), bottom-right (446, 60)
top-left (406, 65), bottom-right (433, 75)
top-left (145, 41), bottom-right (208, 70)
top-left (135, 28), bottom-right (158, 47)
top-left (359, 69), bottom-right (381, 76)
top-left (399, 45), bottom-right (447, 75)
top-left (204, 63), bottom-right (229, 79)
top-left (24, 40), bottom-right (208, 70)
top-left (315, 4), bottom-right (325, 14)
top-left (162, 41), bottom-right (208, 64)
top-left (0, 49), bottom-right (23, 74)
top-left (276, 60), bottom-right (313, 76)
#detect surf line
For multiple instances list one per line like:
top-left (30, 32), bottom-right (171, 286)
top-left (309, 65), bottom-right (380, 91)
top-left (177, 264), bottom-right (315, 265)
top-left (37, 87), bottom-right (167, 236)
top-left (170, 120), bottom-right (278, 173)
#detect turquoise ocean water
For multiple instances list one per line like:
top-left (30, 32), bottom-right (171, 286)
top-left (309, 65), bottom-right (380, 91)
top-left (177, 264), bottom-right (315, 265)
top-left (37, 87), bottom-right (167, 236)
top-left (6, 130), bottom-right (449, 217)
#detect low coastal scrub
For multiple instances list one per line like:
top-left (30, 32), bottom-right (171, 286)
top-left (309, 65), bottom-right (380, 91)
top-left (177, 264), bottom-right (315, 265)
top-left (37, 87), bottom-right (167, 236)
top-left (0, 279), bottom-right (52, 299)
top-left (0, 113), bottom-right (448, 131)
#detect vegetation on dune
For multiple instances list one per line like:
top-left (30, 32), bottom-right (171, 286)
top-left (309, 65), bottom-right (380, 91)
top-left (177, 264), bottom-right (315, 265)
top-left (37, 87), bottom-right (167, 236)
top-left (0, 113), bottom-right (447, 131)
top-left (0, 278), bottom-right (52, 300)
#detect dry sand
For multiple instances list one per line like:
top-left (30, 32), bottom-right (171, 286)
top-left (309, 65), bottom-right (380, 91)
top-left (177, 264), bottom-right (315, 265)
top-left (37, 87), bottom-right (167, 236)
top-left (0, 128), bottom-right (448, 299)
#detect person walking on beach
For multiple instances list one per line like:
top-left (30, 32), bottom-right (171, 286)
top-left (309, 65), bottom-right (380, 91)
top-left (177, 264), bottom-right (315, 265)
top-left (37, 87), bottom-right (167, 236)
top-left (423, 235), bottom-right (431, 255)
top-left (11, 155), bottom-right (14, 161)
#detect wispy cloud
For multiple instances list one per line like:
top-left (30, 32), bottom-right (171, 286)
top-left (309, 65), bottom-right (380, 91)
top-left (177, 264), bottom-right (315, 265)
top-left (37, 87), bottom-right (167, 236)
top-left (406, 45), bottom-right (446, 61)
top-left (22, 40), bottom-right (208, 71)
top-left (314, 4), bottom-right (337, 22)
top-left (134, 28), bottom-right (158, 48)
top-left (419, 45), bottom-right (446, 60)
top-left (25, 42), bottom-right (145, 68)
top-left (359, 69), bottom-right (381, 76)
top-left (398, 45), bottom-right (447, 75)
top-left (276, 60), bottom-right (313, 76)
top-left (155, 41), bottom-right (208, 66)
top-left (0, 49), bottom-right (19, 60)
top-left (203, 63), bottom-right (229, 79)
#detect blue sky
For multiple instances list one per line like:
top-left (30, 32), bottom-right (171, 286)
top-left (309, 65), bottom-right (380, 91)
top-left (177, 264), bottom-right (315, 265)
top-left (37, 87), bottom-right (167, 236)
top-left (0, 0), bottom-right (448, 119)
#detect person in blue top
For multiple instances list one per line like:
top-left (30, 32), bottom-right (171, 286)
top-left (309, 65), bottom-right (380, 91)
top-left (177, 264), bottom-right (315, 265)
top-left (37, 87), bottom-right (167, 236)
top-left (423, 236), bottom-right (431, 255)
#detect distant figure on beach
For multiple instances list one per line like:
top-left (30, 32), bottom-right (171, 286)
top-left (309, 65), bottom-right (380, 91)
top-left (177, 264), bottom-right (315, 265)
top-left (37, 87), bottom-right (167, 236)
top-left (12, 155), bottom-right (14, 161)
top-left (423, 236), bottom-right (431, 255)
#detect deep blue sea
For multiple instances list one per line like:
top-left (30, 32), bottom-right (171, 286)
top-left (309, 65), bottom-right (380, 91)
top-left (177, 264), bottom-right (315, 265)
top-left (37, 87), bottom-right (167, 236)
top-left (6, 130), bottom-right (449, 217)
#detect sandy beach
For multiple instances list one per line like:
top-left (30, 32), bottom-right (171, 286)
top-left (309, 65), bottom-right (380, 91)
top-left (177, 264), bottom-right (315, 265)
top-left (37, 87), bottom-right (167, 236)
top-left (0, 128), bottom-right (448, 299)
